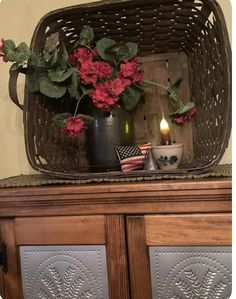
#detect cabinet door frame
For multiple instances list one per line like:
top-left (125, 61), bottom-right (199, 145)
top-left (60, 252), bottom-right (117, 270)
top-left (1, 215), bottom-right (130, 299)
top-left (0, 221), bottom-right (5, 298)
top-left (126, 213), bottom-right (232, 299)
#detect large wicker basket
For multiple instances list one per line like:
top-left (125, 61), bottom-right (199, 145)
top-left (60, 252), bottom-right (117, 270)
top-left (9, 0), bottom-right (231, 179)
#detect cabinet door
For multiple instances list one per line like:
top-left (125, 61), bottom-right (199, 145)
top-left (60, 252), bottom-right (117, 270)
top-left (127, 213), bottom-right (232, 299)
top-left (0, 215), bottom-right (129, 299)
top-left (0, 222), bottom-right (4, 298)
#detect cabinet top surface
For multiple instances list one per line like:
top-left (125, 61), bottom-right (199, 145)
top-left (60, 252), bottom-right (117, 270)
top-left (0, 177), bottom-right (231, 217)
top-left (0, 177), bottom-right (232, 196)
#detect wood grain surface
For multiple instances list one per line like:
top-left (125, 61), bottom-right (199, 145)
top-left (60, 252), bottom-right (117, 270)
top-left (127, 216), bottom-right (152, 299)
top-left (0, 220), bottom-right (23, 299)
top-left (145, 213), bottom-right (232, 246)
top-left (15, 215), bottom-right (105, 245)
top-left (0, 178), bottom-right (231, 217)
top-left (0, 223), bottom-right (4, 298)
top-left (106, 216), bottom-right (130, 299)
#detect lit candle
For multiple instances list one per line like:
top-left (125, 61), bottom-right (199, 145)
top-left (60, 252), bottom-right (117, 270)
top-left (160, 116), bottom-right (172, 145)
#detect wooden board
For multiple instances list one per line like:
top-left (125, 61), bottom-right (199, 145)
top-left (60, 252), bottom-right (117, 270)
top-left (0, 222), bottom-right (4, 299)
top-left (138, 52), bottom-right (193, 164)
top-left (105, 216), bottom-right (130, 299)
top-left (0, 220), bottom-right (23, 299)
top-left (127, 216), bottom-right (152, 299)
top-left (15, 216), bottom-right (106, 245)
top-left (145, 213), bottom-right (232, 246)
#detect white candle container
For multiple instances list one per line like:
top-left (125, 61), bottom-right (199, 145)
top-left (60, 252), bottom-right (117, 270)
top-left (152, 143), bottom-right (184, 171)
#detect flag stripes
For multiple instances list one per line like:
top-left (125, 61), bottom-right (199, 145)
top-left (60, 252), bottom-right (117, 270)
top-left (116, 143), bottom-right (152, 172)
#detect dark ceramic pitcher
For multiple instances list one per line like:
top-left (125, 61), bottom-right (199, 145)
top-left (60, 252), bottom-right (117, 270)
top-left (87, 107), bottom-right (134, 172)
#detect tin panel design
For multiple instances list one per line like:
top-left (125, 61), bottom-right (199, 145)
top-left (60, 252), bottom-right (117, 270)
top-left (149, 247), bottom-right (231, 299)
top-left (20, 245), bottom-right (109, 299)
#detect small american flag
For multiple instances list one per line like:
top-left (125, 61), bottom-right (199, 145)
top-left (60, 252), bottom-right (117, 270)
top-left (116, 143), bottom-right (152, 172)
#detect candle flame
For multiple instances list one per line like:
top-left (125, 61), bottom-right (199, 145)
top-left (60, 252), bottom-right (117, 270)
top-left (160, 117), bottom-right (169, 130)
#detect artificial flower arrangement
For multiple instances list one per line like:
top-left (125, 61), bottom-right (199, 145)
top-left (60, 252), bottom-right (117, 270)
top-left (0, 26), bottom-right (197, 137)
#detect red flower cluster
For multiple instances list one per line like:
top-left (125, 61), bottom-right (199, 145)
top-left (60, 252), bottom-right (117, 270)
top-left (70, 48), bottom-right (96, 65)
top-left (70, 48), bottom-right (113, 86)
top-left (0, 39), bottom-right (8, 62)
top-left (174, 106), bottom-right (197, 124)
top-left (119, 59), bottom-right (143, 84)
top-left (90, 78), bottom-right (127, 111)
top-left (62, 116), bottom-right (86, 138)
top-left (70, 47), bottom-right (144, 111)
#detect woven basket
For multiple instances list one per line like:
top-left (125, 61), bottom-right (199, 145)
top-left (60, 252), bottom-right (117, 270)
top-left (9, 0), bottom-right (231, 179)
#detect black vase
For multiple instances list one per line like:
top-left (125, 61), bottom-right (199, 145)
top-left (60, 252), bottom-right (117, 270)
top-left (87, 107), bottom-right (134, 172)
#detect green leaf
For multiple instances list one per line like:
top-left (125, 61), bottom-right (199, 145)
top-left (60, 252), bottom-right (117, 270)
top-left (59, 43), bottom-right (69, 69)
top-left (26, 69), bottom-right (47, 93)
top-left (68, 72), bottom-right (80, 100)
top-left (4, 39), bottom-right (16, 62)
top-left (44, 32), bottom-right (59, 53)
top-left (43, 51), bottom-right (53, 61)
top-left (120, 86), bottom-right (143, 111)
top-left (39, 76), bottom-right (67, 98)
top-left (106, 43), bottom-right (129, 63)
top-left (77, 114), bottom-right (94, 123)
top-left (30, 53), bottom-right (48, 68)
top-left (50, 49), bottom-right (58, 66)
top-left (170, 102), bottom-right (195, 117)
top-left (13, 42), bottom-right (30, 64)
top-left (48, 67), bottom-right (76, 82)
top-left (125, 42), bottom-right (138, 60)
top-left (53, 113), bottom-right (72, 127)
top-left (167, 86), bottom-right (181, 104)
top-left (105, 42), bottom-right (138, 62)
top-left (3, 40), bottom-right (30, 63)
top-left (79, 26), bottom-right (94, 46)
top-left (173, 77), bottom-right (183, 88)
top-left (96, 38), bottom-right (116, 62)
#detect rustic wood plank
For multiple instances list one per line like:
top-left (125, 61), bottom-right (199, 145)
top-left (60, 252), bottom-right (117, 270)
top-left (137, 51), bottom-right (193, 166)
top-left (0, 199), bottom-right (231, 218)
top-left (127, 216), bottom-right (152, 299)
top-left (0, 178), bottom-right (231, 197)
top-left (15, 216), bottom-right (105, 245)
top-left (145, 213), bottom-right (232, 246)
top-left (0, 179), bottom-right (231, 217)
top-left (106, 215), bottom-right (130, 299)
top-left (0, 220), bottom-right (23, 299)
top-left (0, 222), bottom-right (4, 299)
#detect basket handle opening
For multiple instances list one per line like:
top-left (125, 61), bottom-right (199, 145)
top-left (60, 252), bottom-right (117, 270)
top-left (8, 68), bottom-right (27, 111)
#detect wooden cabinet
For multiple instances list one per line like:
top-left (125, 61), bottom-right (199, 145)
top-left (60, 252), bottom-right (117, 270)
top-left (127, 214), bottom-right (232, 299)
top-left (0, 178), bottom-right (232, 299)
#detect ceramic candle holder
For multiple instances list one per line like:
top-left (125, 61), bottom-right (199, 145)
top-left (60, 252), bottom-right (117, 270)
top-left (152, 143), bottom-right (184, 171)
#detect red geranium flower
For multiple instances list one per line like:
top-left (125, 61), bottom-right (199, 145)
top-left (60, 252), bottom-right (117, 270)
top-left (119, 59), bottom-right (143, 83)
top-left (70, 48), bottom-right (96, 66)
top-left (90, 82), bottom-right (120, 111)
top-left (185, 106), bottom-right (197, 120)
top-left (95, 61), bottom-right (113, 80)
top-left (80, 60), bottom-right (98, 85)
top-left (174, 106), bottom-right (197, 124)
top-left (174, 116), bottom-right (185, 124)
top-left (111, 78), bottom-right (126, 96)
top-left (117, 74), bottom-right (132, 88)
top-left (62, 116), bottom-right (86, 137)
top-left (0, 38), bottom-right (8, 62)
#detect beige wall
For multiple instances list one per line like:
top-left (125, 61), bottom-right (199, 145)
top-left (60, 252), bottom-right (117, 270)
top-left (0, 0), bottom-right (232, 179)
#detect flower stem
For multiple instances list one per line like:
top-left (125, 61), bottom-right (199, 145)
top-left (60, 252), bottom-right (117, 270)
top-left (144, 80), bottom-right (169, 91)
top-left (73, 93), bottom-right (86, 117)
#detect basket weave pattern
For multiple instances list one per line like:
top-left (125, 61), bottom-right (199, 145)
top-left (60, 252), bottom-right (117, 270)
top-left (10, 0), bottom-right (231, 179)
